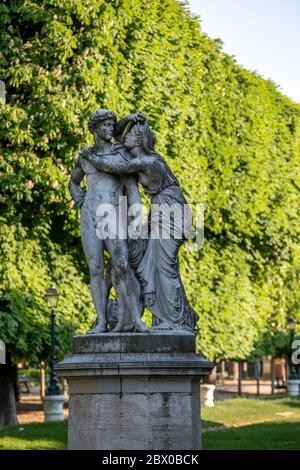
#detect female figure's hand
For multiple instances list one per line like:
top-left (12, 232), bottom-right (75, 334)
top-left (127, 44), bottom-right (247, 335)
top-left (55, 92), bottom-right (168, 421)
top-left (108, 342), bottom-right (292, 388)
top-left (126, 113), bottom-right (147, 124)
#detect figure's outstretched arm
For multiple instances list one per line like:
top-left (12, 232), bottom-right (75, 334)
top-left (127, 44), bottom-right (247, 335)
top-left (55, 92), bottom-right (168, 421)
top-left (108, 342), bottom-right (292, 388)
top-left (69, 156), bottom-right (85, 208)
top-left (84, 151), bottom-right (147, 175)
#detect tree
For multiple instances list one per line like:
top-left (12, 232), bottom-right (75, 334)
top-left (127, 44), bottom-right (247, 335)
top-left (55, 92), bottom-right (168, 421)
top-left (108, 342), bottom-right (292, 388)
top-left (0, 0), bottom-right (300, 423)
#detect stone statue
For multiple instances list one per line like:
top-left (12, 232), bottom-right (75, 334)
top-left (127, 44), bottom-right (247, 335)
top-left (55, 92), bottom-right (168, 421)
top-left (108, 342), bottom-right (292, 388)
top-left (69, 109), bottom-right (149, 333)
top-left (81, 114), bottom-right (198, 333)
top-left (62, 113), bottom-right (211, 450)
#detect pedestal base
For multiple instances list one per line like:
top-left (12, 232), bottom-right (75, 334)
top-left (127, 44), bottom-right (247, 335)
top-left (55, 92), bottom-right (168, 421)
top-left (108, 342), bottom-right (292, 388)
top-left (287, 379), bottom-right (300, 396)
top-left (201, 384), bottom-right (215, 407)
top-left (56, 332), bottom-right (214, 450)
top-left (43, 395), bottom-right (65, 422)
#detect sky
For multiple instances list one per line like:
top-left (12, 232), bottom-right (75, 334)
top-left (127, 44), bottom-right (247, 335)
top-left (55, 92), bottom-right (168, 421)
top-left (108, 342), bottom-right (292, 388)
top-left (187, 0), bottom-right (300, 103)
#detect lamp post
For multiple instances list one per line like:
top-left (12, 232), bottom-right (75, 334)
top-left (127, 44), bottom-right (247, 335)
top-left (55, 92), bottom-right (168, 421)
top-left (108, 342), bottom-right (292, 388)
top-left (44, 287), bottom-right (64, 421)
top-left (286, 315), bottom-right (300, 396)
top-left (45, 287), bottom-right (61, 395)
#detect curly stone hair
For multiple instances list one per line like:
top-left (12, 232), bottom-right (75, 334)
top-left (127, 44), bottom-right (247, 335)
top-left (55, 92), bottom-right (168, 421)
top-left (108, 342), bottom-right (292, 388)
top-left (88, 109), bottom-right (117, 134)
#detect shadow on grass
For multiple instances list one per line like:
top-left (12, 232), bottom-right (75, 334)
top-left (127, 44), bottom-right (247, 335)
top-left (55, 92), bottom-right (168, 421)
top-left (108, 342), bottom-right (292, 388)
top-left (274, 398), bottom-right (300, 409)
top-left (202, 419), bottom-right (226, 430)
top-left (203, 420), bottom-right (300, 450)
top-left (251, 394), bottom-right (300, 409)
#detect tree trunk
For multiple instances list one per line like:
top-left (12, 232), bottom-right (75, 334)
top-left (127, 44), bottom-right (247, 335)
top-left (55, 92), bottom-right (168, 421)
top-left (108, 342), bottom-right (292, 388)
top-left (238, 361), bottom-right (243, 396)
top-left (12, 362), bottom-right (20, 403)
top-left (0, 351), bottom-right (18, 426)
top-left (40, 362), bottom-right (45, 400)
top-left (230, 361), bottom-right (239, 381)
top-left (271, 356), bottom-right (275, 395)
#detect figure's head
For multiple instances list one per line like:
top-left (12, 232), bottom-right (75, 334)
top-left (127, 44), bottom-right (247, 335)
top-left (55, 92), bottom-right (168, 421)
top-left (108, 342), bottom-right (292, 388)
top-left (124, 120), bottom-right (156, 154)
top-left (88, 109), bottom-right (116, 141)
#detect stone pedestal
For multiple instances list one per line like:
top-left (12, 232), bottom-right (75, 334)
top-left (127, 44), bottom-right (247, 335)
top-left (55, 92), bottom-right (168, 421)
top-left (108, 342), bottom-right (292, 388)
top-left (56, 332), bottom-right (214, 450)
top-left (286, 379), bottom-right (300, 396)
top-left (201, 384), bottom-right (215, 407)
top-left (43, 394), bottom-right (65, 422)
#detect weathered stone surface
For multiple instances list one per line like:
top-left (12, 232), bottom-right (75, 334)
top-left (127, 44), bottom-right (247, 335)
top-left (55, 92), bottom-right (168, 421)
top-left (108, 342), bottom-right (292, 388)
top-left (56, 333), bottom-right (214, 450)
top-left (73, 331), bottom-right (195, 354)
top-left (43, 395), bottom-right (65, 422)
top-left (67, 383), bottom-right (200, 450)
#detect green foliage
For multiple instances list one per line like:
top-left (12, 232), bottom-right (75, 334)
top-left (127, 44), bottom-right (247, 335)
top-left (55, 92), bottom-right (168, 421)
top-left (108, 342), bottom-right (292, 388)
top-left (0, 220), bottom-right (94, 363)
top-left (0, 0), bottom-right (299, 362)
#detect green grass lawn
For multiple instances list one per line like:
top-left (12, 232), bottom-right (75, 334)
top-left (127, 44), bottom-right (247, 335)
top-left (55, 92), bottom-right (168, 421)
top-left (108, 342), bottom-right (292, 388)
top-left (202, 395), bottom-right (300, 450)
top-left (0, 420), bottom-right (67, 450)
top-left (0, 395), bottom-right (299, 450)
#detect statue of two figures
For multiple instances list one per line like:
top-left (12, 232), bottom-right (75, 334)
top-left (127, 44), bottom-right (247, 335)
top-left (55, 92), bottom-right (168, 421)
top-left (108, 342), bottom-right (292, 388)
top-left (69, 109), bottom-right (198, 334)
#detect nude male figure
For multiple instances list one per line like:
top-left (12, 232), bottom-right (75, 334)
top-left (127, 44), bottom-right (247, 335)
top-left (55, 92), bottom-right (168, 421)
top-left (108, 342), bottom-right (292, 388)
top-left (69, 109), bottom-right (148, 333)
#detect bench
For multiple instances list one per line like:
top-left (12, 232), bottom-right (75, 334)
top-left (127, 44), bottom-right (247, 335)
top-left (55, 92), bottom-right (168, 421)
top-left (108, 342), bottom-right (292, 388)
top-left (18, 376), bottom-right (39, 393)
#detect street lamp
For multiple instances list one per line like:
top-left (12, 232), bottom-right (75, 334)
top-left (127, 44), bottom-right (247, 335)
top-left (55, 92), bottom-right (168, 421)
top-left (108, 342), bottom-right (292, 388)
top-left (45, 287), bottom-right (61, 395)
top-left (287, 315), bottom-right (298, 381)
